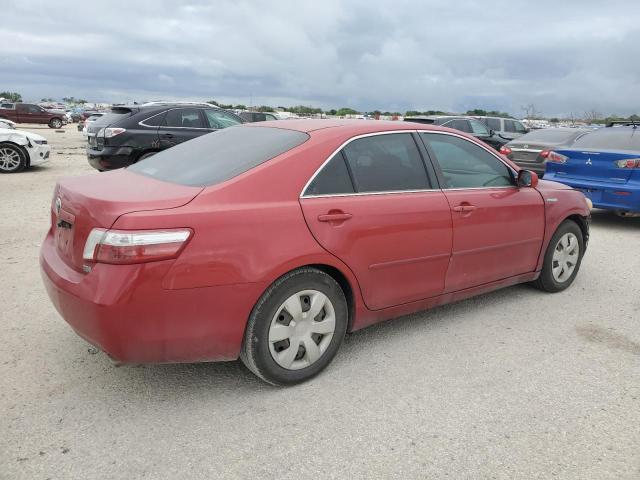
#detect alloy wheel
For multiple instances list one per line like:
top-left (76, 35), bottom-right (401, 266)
top-left (0, 147), bottom-right (21, 172)
top-left (268, 290), bottom-right (336, 370)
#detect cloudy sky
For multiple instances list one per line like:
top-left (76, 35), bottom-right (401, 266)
top-left (1, 0), bottom-right (639, 117)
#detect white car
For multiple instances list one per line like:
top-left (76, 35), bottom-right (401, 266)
top-left (0, 123), bottom-right (52, 173)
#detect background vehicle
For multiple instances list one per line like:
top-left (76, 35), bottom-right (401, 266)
top-left (41, 120), bottom-right (590, 385)
top-left (86, 102), bottom-right (244, 170)
top-left (0, 103), bottom-right (67, 128)
top-left (500, 127), bottom-right (591, 176)
top-left (80, 113), bottom-right (106, 135)
top-left (238, 111), bottom-right (279, 122)
top-left (404, 115), bottom-right (509, 150)
top-left (475, 116), bottom-right (528, 140)
top-left (0, 123), bottom-right (51, 173)
top-left (544, 121), bottom-right (640, 215)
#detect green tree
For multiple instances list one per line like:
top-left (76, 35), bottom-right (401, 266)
top-left (335, 107), bottom-right (358, 116)
top-left (234, 104), bottom-right (247, 110)
top-left (467, 109), bottom-right (487, 116)
top-left (1, 91), bottom-right (22, 102)
top-left (327, 109), bottom-right (337, 115)
top-left (257, 105), bottom-right (275, 112)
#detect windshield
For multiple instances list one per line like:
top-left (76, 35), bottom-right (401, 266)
top-left (128, 126), bottom-right (310, 187)
top-left (572, 127), bottom-right (640, 151)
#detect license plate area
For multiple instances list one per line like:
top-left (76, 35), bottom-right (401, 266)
top-left (54, 209), bottom-right (76, 259)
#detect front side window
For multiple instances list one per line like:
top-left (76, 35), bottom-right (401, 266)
top-left (514, 121), bottom-right (527, 133)
top-left (504, 120), bottom-right (516, 133)
top-left (204, 109), bottom-right (243, 129)
top-left (469, 119), bottom-right (490, 136)
top-left (305, 152), bottom-right (355, 196)
top-left (163, 108), bottom-right (204, 128)
top-left (421, 133), bottom-right (513, 189)
top-left (27, 105), bottom-right (43, 113)
top-left (342, 133), bottom-right (429, 192)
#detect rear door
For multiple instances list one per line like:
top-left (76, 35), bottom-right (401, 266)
top-left (420, 132), bottom-right (544, 292)
top-left (300, 132), bottom-right (452, 310)
top-left (158, 108), bottom-right (208, 148)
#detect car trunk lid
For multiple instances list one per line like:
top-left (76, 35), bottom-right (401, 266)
top-left (552, 148), bottom-right (637, 183)
top-left (52, 170), bottom-right (203, 271)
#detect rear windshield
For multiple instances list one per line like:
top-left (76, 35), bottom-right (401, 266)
top-left (517, 128), bottom-right (586, 144)
top-left (572, 127), bottom-right (640, 151)
top-left (93, 107), bottom-right (134, 126)
top-left (128, 126), bottom-right (310, 186)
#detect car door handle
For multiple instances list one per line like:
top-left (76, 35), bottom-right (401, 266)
top-left (453, 204), bottom-right (477, 213)
top-left (317, 212), bottom-right (353, 222)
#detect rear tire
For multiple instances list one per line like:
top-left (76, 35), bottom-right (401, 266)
top-left (49, 118), bottom-right (63, 129)
top-left (240, 268), bottom-right (348, 386)
top-left (0, 143), bottom-right (27, 173)
top-left (531, 220), bottom-right (584, 293)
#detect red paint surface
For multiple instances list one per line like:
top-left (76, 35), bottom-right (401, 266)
top-left (40, 120), bottom-right (590, 363)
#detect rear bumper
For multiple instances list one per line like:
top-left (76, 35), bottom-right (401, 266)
top-left (544, 174), bottom-right (640, 212)
top-left (87, 146), bottom-right (136, 170)
top-left (40, 230), bottom-right (260, 363)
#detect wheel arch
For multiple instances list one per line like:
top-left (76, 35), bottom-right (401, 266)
top-left (308, 263), bottom-right (356, 332)
top-left (565, 214), bottom-right (589, 246)
top-left (0, 141), bottom-right (29, 166)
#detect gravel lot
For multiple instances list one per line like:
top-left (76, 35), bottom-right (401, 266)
top-left (1, 124), bottom-right (639, 479)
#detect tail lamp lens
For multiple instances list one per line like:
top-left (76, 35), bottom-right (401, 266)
top-left (614, 158), bottom-right (640, 168)
top-left (98, 127), bottom-right (126, 138)
top-left (499, 146), bottom-right (512, 155)
top-left (539, 150), bottom-right (550, 159)
top-left (546, 151), bottom-right (568, 164)
top-left (83, 228), bottom-right (192, 265)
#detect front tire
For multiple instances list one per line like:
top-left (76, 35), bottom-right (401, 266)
top-left (531, 220), bottom-right (584, 293)
top-left (49, 118), bottom-right (63, 129)
top-left (240, 268), bottom-right (348, 386)
top-left (0, 143), bottom-right (27, 173)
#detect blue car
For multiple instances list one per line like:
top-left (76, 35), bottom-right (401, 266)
top-left (544, 122), bottom-right (640, 215)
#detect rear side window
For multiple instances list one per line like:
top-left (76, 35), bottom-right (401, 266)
top-left (342, 133), bottom-right (429, 192)
top-left (444, 119), bottom-right (472, 133)
top-left (164, 108), bottom-right (204, 128)
top-left (128, 126), bottom-right (309, 187)
top-left (305, 152), bottom-right (355, 196)
top-left (469, 119), bottom-right (490, 135)
top-left (422, 133), bottom-right (513, 188)
top-left (504, 120), bottom-right (517, 132)
top-left (514, 121), bottom-right (527, 133)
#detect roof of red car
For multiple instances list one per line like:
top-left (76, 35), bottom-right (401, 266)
top-left (247, 119), bottom-right (436, 134)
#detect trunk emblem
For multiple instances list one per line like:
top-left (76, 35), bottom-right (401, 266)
top-left (586, 158), bottom-right (592, 165)
top-left (523, 144), bottom-right (529, 148)
top-left (55, 197), bottom-right (62, 215)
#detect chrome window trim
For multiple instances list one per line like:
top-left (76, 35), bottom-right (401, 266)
top-left (300, 129), bottom-right (519, 198)
top-left (510, 147), bottom-right (543, 153)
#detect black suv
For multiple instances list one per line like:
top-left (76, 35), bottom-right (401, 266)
top-left (404, 115), bottom-right (509, 151)
top-left (86, 102), bottom-right (244, 170)
top-left (238, 111), bottom-right (279, 122)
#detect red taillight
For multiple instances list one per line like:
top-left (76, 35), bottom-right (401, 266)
top-left (83, 228), bottom-right (192, 265)
top-left (499, 146), bottom-right (512, 155)
top-left (614, 158), bottom-right (640, 169)
top-left (546, 151), bottom-right (568, 164)
top-left (539, 150), bottom-right (550, 159)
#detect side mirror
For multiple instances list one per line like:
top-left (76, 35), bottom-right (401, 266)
top-left (517, 169), bottom-right (539, 188)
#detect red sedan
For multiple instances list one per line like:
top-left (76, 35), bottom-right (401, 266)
top-left (40, 120), bottom-right (591, 385)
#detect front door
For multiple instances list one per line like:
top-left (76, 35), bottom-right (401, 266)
top-left (420, 132), bottom-right (545, 292)
top-left (300, 132), bottom-right (452, 310)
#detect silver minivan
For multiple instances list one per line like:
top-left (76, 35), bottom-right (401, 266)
top-left (474, 116), bottom-right (528, 140)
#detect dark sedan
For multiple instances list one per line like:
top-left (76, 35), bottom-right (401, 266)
top-left (500, 128), bottom-right (591, 176)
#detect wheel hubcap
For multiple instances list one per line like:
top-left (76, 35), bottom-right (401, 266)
top-left (551, 233), bottom-right (579, 283)
top-left (0, 148), bottom-right (20, 171)
top-left (268, 290), bottom-right (336, 370)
